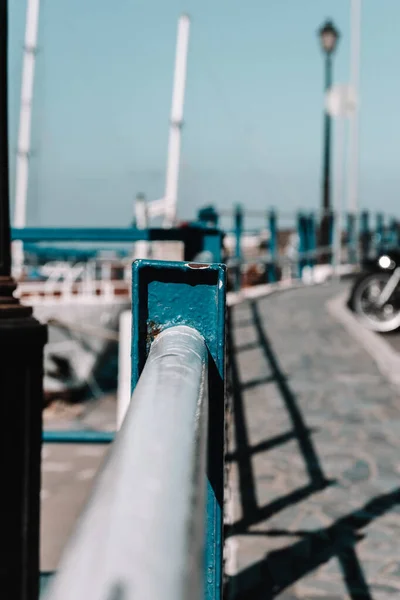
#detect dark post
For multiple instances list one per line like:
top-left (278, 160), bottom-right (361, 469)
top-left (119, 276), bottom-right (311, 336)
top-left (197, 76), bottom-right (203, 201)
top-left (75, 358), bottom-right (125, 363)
top-left (234, 204), bottom-right (242, 291)
top-left (360, 210), bottom-right (370, 261)
top-left (322, 52), bottom-right (333, 216)
top-left (267, 209), bottom-right (277, 283)
top-left (307, 212), bottom-right (317, 268)
top-left (318, 20), bottom-right (340, 263)
top-left (297, 212), bottom-right (307, 278)
top-left (347, 212), bottom-right (356, 264)
top-left (0, 3), bottom-right (47, 598)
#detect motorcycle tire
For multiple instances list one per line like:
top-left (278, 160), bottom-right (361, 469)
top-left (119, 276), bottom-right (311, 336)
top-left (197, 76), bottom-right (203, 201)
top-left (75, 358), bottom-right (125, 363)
top-left (351, 271), bottom-right (400, 332)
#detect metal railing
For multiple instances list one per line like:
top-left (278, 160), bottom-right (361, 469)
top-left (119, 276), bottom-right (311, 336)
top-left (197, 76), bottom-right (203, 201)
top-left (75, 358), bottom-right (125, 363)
top-left (203, 205), bottom-right (399, 290)
top-left (44, 326), bottom-right (208, 600)
top-left (43, 259), bottom-right (226, 600)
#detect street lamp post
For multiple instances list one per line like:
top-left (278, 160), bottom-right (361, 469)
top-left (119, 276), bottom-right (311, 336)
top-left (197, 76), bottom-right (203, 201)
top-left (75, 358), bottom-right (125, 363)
top-left (0, 2), bottom-right (47, 598)
top-left (318, 20), bottom-right (340, 261)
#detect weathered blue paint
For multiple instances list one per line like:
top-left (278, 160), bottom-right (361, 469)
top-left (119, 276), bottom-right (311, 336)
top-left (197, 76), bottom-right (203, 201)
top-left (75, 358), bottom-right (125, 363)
top-left (234, 205), bottom-right (243, 291)
top-left (42, 431), bottom-right (114, 444)
top-left (131, 259), bottom-right (226, 600)
top-left (347, 213), bottom-right (356, 264)
top-left (267, 210), bottom-right (277, 282)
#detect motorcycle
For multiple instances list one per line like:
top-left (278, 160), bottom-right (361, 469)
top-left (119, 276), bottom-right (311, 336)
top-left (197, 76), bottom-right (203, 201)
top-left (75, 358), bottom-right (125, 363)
top-left (348, 249), bottom-right (400, 332)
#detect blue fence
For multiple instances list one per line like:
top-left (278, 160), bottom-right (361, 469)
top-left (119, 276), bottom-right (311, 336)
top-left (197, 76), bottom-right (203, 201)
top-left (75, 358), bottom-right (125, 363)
top-left (42, 259), bottom-right (226, 600)
top-left (202, 205), bottom-right (399, 289)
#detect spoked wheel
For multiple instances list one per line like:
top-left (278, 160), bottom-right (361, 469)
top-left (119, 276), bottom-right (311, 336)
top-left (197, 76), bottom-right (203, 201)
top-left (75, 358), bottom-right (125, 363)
top-left (352, 272), bottom-right (400, 332)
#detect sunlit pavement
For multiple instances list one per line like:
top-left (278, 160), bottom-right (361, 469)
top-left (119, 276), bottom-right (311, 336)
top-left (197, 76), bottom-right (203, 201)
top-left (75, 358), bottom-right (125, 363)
top-left (40, 395), bottom-right (115, 573)
top-left (226, 282), bottom-right (400, 600)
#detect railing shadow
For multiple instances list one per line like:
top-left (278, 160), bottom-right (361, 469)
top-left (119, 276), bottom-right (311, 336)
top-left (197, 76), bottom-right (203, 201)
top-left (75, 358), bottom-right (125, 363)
top-left (230, 487), bottom-right (400, 599)
top-left (225, 302), bottom-right (332, 540)
top-left (225, 299), bottom-right (382, 600)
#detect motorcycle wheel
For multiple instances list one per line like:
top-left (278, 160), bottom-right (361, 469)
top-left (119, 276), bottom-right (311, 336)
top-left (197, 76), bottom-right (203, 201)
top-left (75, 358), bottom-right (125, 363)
top-left (351, 272), bottom-right (400, 332)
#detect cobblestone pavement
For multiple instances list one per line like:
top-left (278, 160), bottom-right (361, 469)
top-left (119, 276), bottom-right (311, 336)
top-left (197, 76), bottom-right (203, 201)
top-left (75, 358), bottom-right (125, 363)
top-left (226, 282), bottom-right (400, 600)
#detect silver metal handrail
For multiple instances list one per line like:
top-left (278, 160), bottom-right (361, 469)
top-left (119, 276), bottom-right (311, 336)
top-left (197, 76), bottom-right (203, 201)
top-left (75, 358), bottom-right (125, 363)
top-left (44, 325), bottom-right (209, 600)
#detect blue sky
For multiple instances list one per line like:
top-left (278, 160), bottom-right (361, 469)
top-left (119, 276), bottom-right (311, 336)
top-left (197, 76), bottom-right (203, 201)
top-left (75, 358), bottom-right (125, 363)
top-left (8, 0), bottom-right (400, 226)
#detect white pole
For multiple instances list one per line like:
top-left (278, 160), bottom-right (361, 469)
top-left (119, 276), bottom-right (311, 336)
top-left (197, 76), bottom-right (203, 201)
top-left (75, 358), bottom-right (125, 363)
top-left (333, 116), bottom-right (346, 277)
top-left (117, 310), bottom-right (132, 429)
top-left (162, 14), bottom-right (190, 228)
top-left (12, 0), bottom-right (41, 279)
top-left (347, 0), bottom-right (361, 216)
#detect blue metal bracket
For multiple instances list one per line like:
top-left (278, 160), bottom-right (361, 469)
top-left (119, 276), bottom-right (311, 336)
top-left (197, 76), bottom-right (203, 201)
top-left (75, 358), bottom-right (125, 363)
top-left (131, 259), bottom-right (226, 600)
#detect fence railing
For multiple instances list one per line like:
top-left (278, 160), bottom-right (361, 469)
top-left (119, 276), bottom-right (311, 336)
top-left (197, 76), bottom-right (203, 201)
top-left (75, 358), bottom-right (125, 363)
top-left (42, 259), bottom-right (226, 600)
top-left (198, 205), bottom-right (399, 290)
top-left (11, 225), bottom-right (223, 263)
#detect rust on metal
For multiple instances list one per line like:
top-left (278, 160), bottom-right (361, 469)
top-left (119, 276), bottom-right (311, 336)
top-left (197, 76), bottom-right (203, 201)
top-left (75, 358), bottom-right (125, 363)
top-left (186, 263), bottom-right (209, 269)
top-left (147, 320), bottom-right (163, 345)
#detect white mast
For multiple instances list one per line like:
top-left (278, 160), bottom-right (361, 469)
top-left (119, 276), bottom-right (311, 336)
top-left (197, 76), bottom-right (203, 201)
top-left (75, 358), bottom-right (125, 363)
top-left (333, 115), bottom-right (346, 276)
top-left (347, 0), bottom-right (362, 215)
top-left (12, 0), bottom-right (41, 278)
top-left (162, 14), bottom-right (190, 227)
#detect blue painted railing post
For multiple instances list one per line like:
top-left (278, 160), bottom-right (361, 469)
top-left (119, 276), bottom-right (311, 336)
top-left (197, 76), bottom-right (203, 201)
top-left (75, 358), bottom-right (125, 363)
top-left (267, 209), bottom-right (277, 282)
top-left (307, 213), bottom-right (317, 268)
top-left (360, 210), bottom-right (370, 261)
top-left (234, 204), bottom-right (243, 290)
top-left (346, 213), bottom-right (356, 264)
top-left (376, 213), bottom-right (384, 254)
top-left (181, 225), bottom-right (223, 264)
top-left (297, 212), bottom-right (307, 278)
top-left (131, 260), bottom-right (226, 600)
top-left (389, 217), bottom-right (398, 248)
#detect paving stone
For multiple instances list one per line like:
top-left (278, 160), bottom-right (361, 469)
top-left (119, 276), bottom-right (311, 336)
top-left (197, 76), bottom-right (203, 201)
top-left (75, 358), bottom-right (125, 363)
top-left (227, 282), bottom-right (400, 599)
